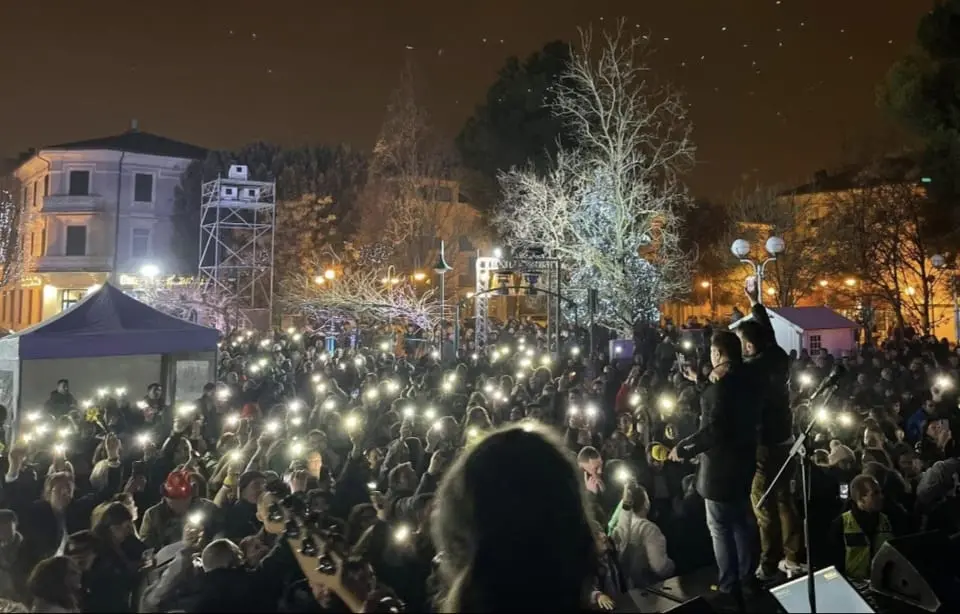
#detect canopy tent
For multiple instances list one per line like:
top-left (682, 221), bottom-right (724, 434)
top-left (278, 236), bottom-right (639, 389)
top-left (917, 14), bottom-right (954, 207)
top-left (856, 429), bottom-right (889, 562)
top-left (1, 282), bottom-right (218, 360)
top-left (0, 283), bottom-right (219, 424)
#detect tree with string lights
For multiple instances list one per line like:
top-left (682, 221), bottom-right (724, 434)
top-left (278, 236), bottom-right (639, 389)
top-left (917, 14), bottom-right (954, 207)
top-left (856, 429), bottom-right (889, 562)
top-left (496, 22), bottom-right (694, 333)
top-left (280, 248), bottom-right (440, 333)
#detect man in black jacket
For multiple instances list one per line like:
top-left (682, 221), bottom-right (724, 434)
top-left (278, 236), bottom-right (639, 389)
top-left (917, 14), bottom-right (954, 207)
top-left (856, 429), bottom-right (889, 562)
top-left (735, 290), bottom-right (804, 581)
top-left (669, 331), bottom-right (760, 603)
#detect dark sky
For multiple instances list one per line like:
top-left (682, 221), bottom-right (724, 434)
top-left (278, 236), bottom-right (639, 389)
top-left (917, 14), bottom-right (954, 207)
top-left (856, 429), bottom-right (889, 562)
top-left (0, 0), bottom-right (929, 197)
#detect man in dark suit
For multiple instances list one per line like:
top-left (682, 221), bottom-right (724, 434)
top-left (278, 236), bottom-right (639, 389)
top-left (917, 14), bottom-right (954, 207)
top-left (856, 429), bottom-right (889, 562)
top-left (669, 331), bottom-right (760, 605)
top-left (736, 288), bottom-right (804, 581)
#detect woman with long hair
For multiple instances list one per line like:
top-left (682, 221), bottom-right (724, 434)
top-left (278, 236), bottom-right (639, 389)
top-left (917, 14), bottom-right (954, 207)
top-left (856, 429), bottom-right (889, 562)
top-left (25, 556), bottom-right (82, 613)
top-left (432, 424), bottom-right (598, 612)
top-left (85, 503), bottom-right (139, 612)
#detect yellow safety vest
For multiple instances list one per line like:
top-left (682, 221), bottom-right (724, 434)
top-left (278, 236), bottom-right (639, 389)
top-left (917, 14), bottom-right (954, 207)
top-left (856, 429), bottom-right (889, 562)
top-left (842, 510), bottom-right (892, 580)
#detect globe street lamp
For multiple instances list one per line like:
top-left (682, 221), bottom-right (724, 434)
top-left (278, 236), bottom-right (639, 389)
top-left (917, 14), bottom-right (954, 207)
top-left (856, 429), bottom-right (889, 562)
top-left (731, 236), bottom-right (785, 306)
top-left (932, 253), bottom-right (959, 342)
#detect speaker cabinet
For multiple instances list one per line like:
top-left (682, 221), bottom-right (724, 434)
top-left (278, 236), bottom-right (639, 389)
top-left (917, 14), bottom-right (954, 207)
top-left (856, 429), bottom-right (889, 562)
top-left (870, 531), bottom-right (960, 612)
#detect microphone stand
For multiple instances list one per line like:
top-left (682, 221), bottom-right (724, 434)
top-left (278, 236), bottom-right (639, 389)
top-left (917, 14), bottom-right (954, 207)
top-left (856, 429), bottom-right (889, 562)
top-left (756, 385), bottom-right (837, 614)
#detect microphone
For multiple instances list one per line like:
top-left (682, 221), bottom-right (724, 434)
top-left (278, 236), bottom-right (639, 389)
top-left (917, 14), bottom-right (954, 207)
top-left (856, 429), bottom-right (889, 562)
top-left (809, 364), bottom-right (846, 400)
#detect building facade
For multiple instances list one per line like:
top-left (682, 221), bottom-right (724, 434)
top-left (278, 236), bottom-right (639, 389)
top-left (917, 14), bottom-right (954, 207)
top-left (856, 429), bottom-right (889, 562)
top-left (3, 128), bottom-right (206, 330)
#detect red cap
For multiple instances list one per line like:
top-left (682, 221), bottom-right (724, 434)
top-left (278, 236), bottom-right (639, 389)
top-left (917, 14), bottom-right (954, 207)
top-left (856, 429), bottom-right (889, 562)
top-left (163, 470), bottom-right (192, 500)
top-left (241, 403), bottom-right (260, 420)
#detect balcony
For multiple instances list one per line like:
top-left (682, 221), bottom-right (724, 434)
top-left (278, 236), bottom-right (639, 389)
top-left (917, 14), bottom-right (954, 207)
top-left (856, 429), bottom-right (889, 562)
top-left (42, 194), bottom-right (105, 213)
top-left (35, 255), bottom-right (111, 273)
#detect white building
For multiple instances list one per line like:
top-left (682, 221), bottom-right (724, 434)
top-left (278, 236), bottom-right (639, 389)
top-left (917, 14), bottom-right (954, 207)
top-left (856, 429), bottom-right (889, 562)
top-left (5, 125), bottom-right (206, 330)
top-left (730, 306), bottom-right (859, 357)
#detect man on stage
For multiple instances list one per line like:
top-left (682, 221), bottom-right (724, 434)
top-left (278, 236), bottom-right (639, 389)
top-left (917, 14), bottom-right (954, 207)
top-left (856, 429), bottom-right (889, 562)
top-left (669, 331), bottom-right (760, 606)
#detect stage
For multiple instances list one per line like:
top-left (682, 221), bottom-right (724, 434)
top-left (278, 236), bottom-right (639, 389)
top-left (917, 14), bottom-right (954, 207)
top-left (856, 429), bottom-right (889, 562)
top-left (615, 564), bottom-right (931, 613)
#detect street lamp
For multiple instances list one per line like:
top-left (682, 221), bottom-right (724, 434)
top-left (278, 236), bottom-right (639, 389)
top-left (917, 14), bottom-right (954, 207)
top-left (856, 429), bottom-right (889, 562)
top-left (731, 236), bottom-right (785, 305)
top-left (323, 268), bottom-right (336, 281)
top-left (314, 275), bottom-right (325, 285)
top-left (140, 263), bottom-right (160, 279)
top-left (434, 241), bottom-right (453, 361)
top-left (699, 280), bottom-right (715, 319)
top-left (932, 253), bottom-right (959, 342)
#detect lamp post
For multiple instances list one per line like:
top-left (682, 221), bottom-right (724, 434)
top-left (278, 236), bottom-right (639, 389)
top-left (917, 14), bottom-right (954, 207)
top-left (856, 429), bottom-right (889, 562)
top-left (434, 241), bottom-right (453, 361)
top-left (932, 254), bottom-right (959, 342)
top-left (700, 279), bottom-right (715, 319)
top-left (731, 236), bottom-right (785, 306)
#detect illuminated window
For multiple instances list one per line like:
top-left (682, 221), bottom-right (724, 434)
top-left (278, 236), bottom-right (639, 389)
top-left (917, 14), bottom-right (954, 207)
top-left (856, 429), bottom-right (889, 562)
top-left (60, 289), bottom-right (85, 311)
top-left (809, 335), bottom-right (822, 352)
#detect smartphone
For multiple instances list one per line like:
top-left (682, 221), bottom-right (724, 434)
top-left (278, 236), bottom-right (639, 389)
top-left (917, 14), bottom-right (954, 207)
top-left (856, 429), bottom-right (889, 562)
top-left (745, 275), bottom-right (758, 295)
top-left (839, 483), bottom-right (849, 500)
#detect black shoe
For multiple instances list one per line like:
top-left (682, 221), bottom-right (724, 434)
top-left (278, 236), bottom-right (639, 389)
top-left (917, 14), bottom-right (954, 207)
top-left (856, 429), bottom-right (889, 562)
top-left (741, 577), bottom-right (764, 598)
top-left (709, 588), bottom-right (746, 612)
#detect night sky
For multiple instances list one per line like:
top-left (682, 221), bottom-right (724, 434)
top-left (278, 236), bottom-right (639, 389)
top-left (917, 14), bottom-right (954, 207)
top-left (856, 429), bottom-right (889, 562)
top-left (0, 1), bottom-right (930, 197)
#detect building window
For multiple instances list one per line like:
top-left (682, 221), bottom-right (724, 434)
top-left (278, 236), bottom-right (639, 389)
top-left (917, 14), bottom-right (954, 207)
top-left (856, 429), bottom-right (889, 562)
top-left (43, 174), bottom-right (49, 196)
top-left (809, 334), bottom-right (822, 352)
top-left (435, 186), bottom-right (453, 202)
top-left (134, 173), bottom-right (154, 202)
top-left (60, 289), bottom-right (85, 311)
top-left (33, 181), bottom-right (40, 207)
top-left (131, 228), bottom-right (151, 259)
top-left (65, 226), bottom-right (87, 256)
top-left (68, 170), bottom-right (90, 196)
top-left (40, 226), bottom-right (46, 256)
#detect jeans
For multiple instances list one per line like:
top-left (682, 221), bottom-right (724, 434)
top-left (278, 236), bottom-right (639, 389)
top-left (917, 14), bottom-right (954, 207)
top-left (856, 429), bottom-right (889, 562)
top-left (751, 444), bottom-right (802, 570)
top-left (705, 498), bottom-right (759, 594)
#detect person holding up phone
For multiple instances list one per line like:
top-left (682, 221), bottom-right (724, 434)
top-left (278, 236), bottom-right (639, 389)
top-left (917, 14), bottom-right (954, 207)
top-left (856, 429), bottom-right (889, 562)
top-left (736, 283), bottom-right (805, 581)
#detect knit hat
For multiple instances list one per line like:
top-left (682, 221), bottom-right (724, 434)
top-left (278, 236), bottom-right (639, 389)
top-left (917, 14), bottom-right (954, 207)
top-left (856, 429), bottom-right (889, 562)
top-left (163, 470), bottom-right (193, 500)
top-left (238, 470), bottom-right (266, 494)
top-left (827, 440), bottom-right (855, 466)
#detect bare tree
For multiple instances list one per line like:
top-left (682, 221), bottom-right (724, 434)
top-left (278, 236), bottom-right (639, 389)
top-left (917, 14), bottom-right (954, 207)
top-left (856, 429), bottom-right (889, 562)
top-left (496, 22), bottom-right (694, 332)
top-left (280, 247), bottom-right (440, 332)
top-left (353, 65), bottom-right (463, 273)
top-left (134, 277), bottom-right (236, 331)
top-left (824, 175), bottom-right (946, 336)
top-left (727, 186), bottom-right (830, 307)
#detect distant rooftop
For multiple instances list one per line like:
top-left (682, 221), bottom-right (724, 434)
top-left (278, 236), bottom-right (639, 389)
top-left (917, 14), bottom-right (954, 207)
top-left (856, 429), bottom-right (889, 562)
top-left (785, 155), bottom-right (921, 196)
top-left (43, 128), bottom-right (207, 161)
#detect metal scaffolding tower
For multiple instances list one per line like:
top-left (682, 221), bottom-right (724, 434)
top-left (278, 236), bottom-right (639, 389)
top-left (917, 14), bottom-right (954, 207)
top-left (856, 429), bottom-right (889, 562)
top-left (198, 164), bottom-right (276, 329)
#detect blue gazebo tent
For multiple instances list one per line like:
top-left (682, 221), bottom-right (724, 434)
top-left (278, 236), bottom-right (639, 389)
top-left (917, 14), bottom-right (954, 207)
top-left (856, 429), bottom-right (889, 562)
top-left (0, 283), bottom-right (219, 425)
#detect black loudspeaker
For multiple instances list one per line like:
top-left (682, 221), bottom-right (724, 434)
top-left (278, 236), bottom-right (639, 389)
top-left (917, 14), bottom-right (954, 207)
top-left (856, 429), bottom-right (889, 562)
top-left (870, 531), bottom-right (960, 612)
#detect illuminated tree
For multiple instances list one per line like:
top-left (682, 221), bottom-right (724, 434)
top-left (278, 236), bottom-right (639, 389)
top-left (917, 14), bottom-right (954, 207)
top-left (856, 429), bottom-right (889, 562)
top-left (496, 23), bottom-right (694, 332)
top-left (280, 248), bottom-right (440, 332)
top-left (0, 175), bottom-right (24, 287)
top-left (133, 277), bottom-right (235, 330)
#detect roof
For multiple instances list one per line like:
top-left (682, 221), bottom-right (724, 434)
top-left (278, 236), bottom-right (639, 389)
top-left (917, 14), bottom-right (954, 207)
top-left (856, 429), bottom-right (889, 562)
top-left (731, 306), bottom-right (858, 332)
top-left (1, 282), bottom-right (218, 360)
top-left (45, 129), bottom-right (207, 160)
top-left (773, 307), bottom-right (858, 330)
top-left (785, 155), bottom-right (921, 196)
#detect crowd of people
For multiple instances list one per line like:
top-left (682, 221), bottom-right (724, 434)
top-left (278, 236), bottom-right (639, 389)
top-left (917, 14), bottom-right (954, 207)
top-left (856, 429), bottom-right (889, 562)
top-left (0, 287), bottom-right (956, 612)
